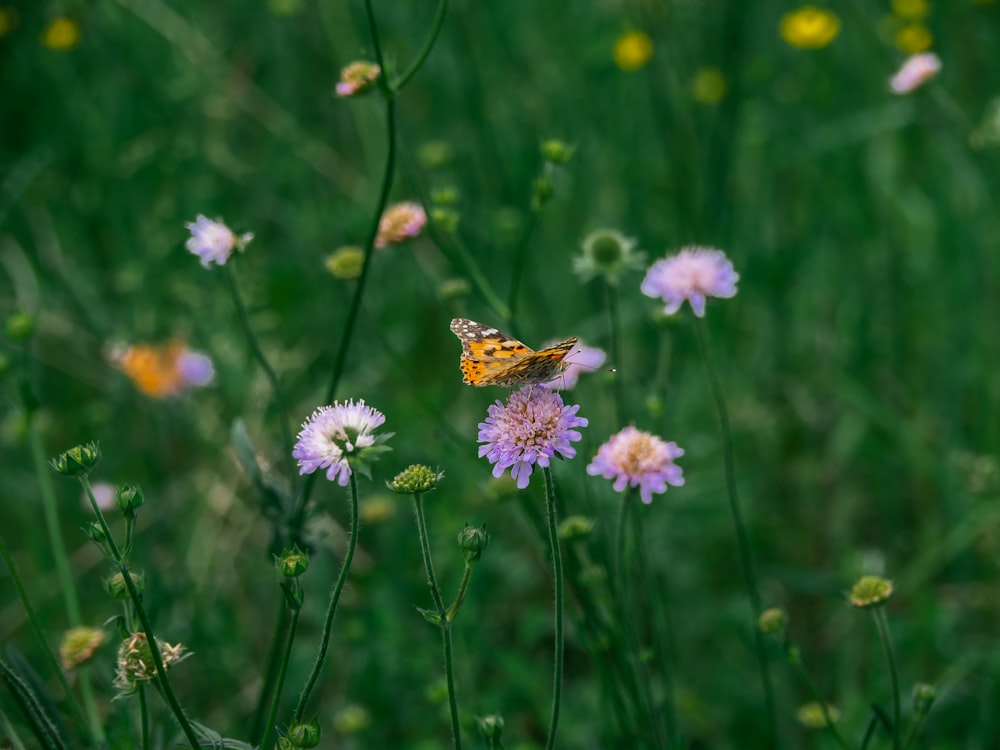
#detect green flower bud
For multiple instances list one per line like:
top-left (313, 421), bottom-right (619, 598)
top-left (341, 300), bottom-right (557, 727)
top-left (848, 575), bottom-right (893, 608)
top-left (275, 546), bottom-right (309, 578)
top-left (5, 311), bottom-right (36, 344)
top-left (796, 701), bottom-right (840, 729)
top-left (387, 465), bottom-right (443, 495)
top-left (439, 277), bottom-right (471, 301)
top-left (476, 713), bottom-right (505, 741)
top-left (115, 484), bottom-right (144, 514)
top-left (417, 139), bottom-right (454, 170)
top-left (431, 206), bottom-right (460, 234)
top-left (430, 186), bottom-right (459, 206)
top-left (557, 515), bottom-right (595, 541)
top-left (540, 139), bottom-right (575, 165)
top-left (573, 228), bottom-right (645, 285)
top-left (458, 523), bottom-right (490, 563)
top-left (913, 682), bottom-right (936, 713)
top-left (325, 246), bottom-right (365, 280)
top-left (532, 175), bottom-right (554, 209)
top-left (286, 717), bottom-right (321, 748)
top-left (333, 704), bottom-right (371, 734)
top-left (50, 442), bottom-right (101, 477)
top-left (758, 607), bottom-right (788, 635)
top-left (104, 569), bottom-right (143, 600)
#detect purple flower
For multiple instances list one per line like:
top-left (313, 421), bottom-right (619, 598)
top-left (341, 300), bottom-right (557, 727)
top-left (293, 400), bottom-right (391, 486)
top-left (477, 386), bottom-right (588, 489)
top-left (375, 202), bottom-right (427, 248)
top-left (184, 215), bottom-right (253, 268)
top-left (177, 351), bottom-right (215, 388)
top-left (640, 246), bottom-right (738, 317)
top-left (587, 426), bottom-right (684, 504)
top-left (889, 52), bottom-right (941, 95)
top-left (542, 340), bottom-right (607, 390)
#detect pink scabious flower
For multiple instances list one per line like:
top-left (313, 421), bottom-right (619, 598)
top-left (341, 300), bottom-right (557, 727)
top-left (184, 215), bottom-right (253, 268)
top-left (336, 61), bottom-right (381, 97)
top-left (477, 386), bottom-right (588, 489)
top-left (889, 52), bottom-right (941, 95)
top-left (640, 245), bottom-right (738, 317)
top-left (587, 426), bottom-right (684, 504)
top-left (542, 340), bottom-right (607, 390)
top-left (375, 201), bottom-right (427, 248)
top-left (293, 400), bottom-right (392, 486)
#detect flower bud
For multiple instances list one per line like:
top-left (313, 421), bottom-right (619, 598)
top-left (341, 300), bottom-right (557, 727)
top-left (557, 515), bottom-right (594, 541)
top-left (758, 607), bottom-right (788, 635)
top-left (848, 575), bottom-right (893, 608)
top-left (59, 626), bottom-right (104, 670)
top-left (540, 139), bottom-right (574, 165)
top-left (115, 483), bottom-right (144, 514)
top-left (82, 521), bottom-right (109, 549)
top-left (387, 464), bottom-right (443, 495)
top-left (275, 546), bottom-right (309, 578)
top-left (531, 175), bottom-right (554, 209)
top-left (50, 442), bottom-right (101, 477)
top-left (105, 568), bottom-right (143, 600)
top-left (476, 714), bottom-right (505, 745)
top-left (333, 704), bottom-right (371, 734)
top-left (430, 206), bottom-right (460, 234)
top-left (796, 701), bottom-right (840, 729)
top-left (285, 717), bottom-right (321, 748)
top-left (430, 186), bottom-right (459, 206)
top-left (913, 682), bottom-right (936, 713)
top-left (5, 311), bottom-right (35, 344)
top-left (458, 523), bottom-right (490, 563)
top-left (325, 246), bottom-right (365, 280)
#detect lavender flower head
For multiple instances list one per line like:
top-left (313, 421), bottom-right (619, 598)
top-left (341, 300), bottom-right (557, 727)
top-left (375, 202), bottom-right (427, 248)
top-left (293, 400), bottom-right (391, 486)
top-left (889, 52), bottom-right (941, 95)
top-left (477, 386), bottom-right (588, 489)
top-left (587, 426), bottom-right (684, 504)
top-left (184, 215), bottom-right (254, 268)
top-left (543, 340), bottom-right (607, 390)
top-left (641, 245), bottom-right (738, 317)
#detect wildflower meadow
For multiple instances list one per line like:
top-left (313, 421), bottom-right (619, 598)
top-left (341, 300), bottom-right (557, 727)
top-left (3, 1), bottom-right (1000, 748)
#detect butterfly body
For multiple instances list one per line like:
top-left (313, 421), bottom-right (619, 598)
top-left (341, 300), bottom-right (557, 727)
top-left (449, 318), bottom-right (577, 387)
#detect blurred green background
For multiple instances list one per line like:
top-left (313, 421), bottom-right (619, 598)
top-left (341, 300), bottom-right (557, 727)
top-left (3, 0), bottom-right (1000, 747)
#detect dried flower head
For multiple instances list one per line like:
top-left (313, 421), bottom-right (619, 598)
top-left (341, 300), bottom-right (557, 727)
top-left (889, 52), bottom-right (941, 94)
top-left (60, 626), bottom-right (104, 670)
top-left (587, 426), bottom-right (684, 504)
top-left (114, 632), bottom-right (189, 692)
top-left (848, 575), bottom-right (894, 608)
top-left (375, 202), bottom-right (427, 248)
top-left (477, 386), bottom-right (587, 489)
top-left (336, 61), bottom-right (381, 97)
top-left (641, 245), bottom-right (739, 317)
top-left (185, 215), bottom-right (253, 268)
top-left (112, 340), bottom-right (214, 398)
top-left (293, 400), bottom-right (392, 486)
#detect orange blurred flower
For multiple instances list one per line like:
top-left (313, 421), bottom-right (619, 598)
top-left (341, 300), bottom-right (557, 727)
top-left (113, 340), bottom-right (214, 398)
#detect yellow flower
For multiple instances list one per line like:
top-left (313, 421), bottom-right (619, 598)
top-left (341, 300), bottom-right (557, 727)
top-left (779, 7), bottom-right (841, 49)
top-left (0, 6), bottom-right (20, 37)
top-left (895, 23), bottom-right (933, 53)
top-left (41, 17), bottom-right (80, 50)
top-left (613, 30), bottom-right (654, 71)
top-left (892, 0), bottom-right (929, 19)
top-left (692, 67), bottom-right (727, 104)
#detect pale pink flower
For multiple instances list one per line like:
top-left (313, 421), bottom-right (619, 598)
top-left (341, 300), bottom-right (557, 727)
top-left (336, 61), bottom-right (381, 97)
top-left (184, 215), bottom-right (253, 268)
top-left (587, 426), bottom-right (684, 504)
top-left (889, 52), bottom-right (941, 95)
top-left (640, 246), bottom-right (738, 317)
top-left (375, 202), bottom-right (427, 248)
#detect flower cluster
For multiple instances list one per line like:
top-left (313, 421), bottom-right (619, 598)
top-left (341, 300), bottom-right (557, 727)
top-left (293, 400), bottom-right (391, 486)
top-left (477, 386), bottom-right (587, 489)
top-left (587, 427), bottom-right (684, 504)
top-left (112, 340), bottom-right (214, 398)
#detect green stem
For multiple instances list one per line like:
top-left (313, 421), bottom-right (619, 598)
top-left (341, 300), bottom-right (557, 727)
top-left (292, 472), bottom-right (360, 722)
top-left (691, 315), bottom-right (777, 745)
top-left (220, 263), bottom-right (294, 477)
top-left (786, 644), bottom-right (851, 750)
top-left (250, 604), bottom-right (291, 744)
top-left (119, 564), bottom-right (201, 748)
top-left (541, 466), bottom-right (564, 750)
top-left (605, 280), bottom-right (627, 425)
top-left (80, 476), bottom-right (123, 561)
top-left (139, 684), bottom-right (150, 750)
top-left (413, 494), bottom-right (463, 750)
top-left (614, 492), bottom-right (629, 594)
top-left (873, 607), bottom-right (901, 750)
top-left (260, 605), bottom-right (302, 750)
top-left (445, 562), bottom-right (473, 622)
top-left (506, 209), bottom-right (539, 329)
top-left (391, 0), bottom-right (449, 93)
top-left (0, 534), bottom-right (90, 742)
top-left (442, 231), bottom-right (512, 325)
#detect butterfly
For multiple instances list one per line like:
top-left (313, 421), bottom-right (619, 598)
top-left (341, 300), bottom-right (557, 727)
top-left (449, 318), bottom-right (578, 388)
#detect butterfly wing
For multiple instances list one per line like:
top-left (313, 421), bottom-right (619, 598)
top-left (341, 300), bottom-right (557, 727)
top-left (490, 337), bottom-right (578, 387)
top-left (450, 318), bottom-right (536, 387)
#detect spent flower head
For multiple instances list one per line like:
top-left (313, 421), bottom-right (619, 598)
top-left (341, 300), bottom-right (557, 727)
top-left (587, 426), bottom-right (684, 504)
top-left (336, 60), bottom-right (381, 97)
top-left (114, 632), bottom-right (189, 693)
top-left (574, 228), bottom-right (646, 285)
top-left (375, 201), bottom-right (427, 248)
top-left (477, 385), bottom-right (587, 489)
top-left (60, 626), bottom-right (104, 670)
top-left (848, 575), bottom-right (893, 608)
top-left (184, 215), bottom-right (253, 268)
top-left (293, 400), bottom-right (392, 486)
top-left (542, 340), bottom-right (607, 391)
top-left (641, 245), bottom-right (739, 317)
top-left (889, 52), bottom-right (941, 94)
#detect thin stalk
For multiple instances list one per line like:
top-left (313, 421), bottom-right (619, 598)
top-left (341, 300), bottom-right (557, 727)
top-left (292, 472), bottom-right (361, 722)
top-left (605, 280), bottom-right (627, 425)
top-left (691, 315), bottom-right (776, 744)
top-left (220, 263), bottom-right (293, 476)
top-left (541, 466), bottom-right (565, 750)
top-left (614, 492), bottom-right (629, 594)
top-left (260, 606), bottom-right (302, 750)
top-left (506, 210), bottom-right (539, 328)
top-left (786, 646), bottom-right (851, 750)
top-left (413, 494), bottom-right (463, 750)
top-left (139, 684), bottom-right (150, 750)
top-left (250, 604), bottom-right (291, 744)
top-left (873, 607), bottom-right (902, 750)
top-left (445, 562), bottom-right (473, 622)
top-left (392, 0), bottom-right (449, 93)
top-left (0, 534), bottom-right (89, 740)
